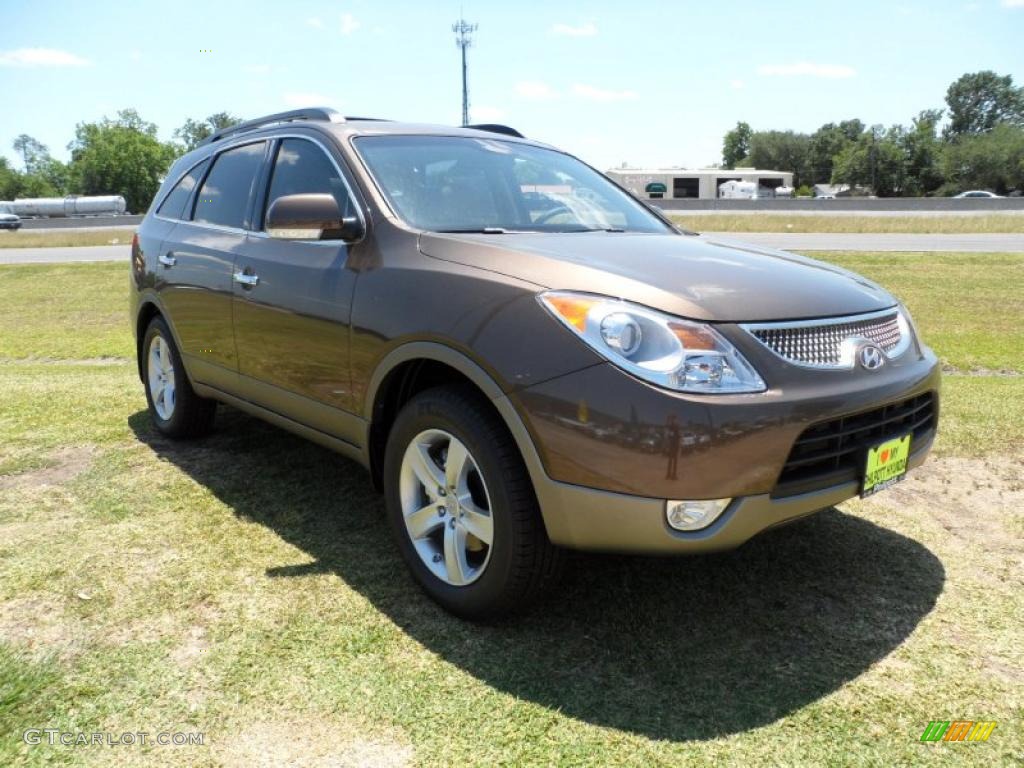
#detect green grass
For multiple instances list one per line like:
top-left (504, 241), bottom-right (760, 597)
top-left (1, 257), bottom-right (1022, 767)
top-left (669, 212), bottom-right (1024, 233)
top-left (0, 229), bottom-right (133, 249)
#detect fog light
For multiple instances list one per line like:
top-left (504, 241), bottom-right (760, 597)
top-left (666, 499), bottom-right (731, 531)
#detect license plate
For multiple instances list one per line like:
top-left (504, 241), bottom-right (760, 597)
top-left (861, 434), bottom-right (912, 498)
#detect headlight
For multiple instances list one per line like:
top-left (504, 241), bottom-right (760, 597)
top-left (539, 291), bottom-right (766, 394)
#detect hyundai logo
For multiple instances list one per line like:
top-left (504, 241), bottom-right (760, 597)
top-left (859, 344), bottom-right (885, 370)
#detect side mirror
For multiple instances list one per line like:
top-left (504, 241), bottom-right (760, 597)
top-left (266, 193), bottom-right (364, 242)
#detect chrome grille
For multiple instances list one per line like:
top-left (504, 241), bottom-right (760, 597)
top-left (743, 309), bottom-right (906, 368)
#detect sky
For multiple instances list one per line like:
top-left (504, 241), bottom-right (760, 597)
top-left (1, 0), bottom-right (1022, 173)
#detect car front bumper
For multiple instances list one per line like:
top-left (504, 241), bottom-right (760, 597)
top-left (528, 433), bottom-right (933, 553)
top-left (505, 343), bottom-right (940, 553)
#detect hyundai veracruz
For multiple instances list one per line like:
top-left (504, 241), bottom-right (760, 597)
top-left (130, 109), bottom-right (940, 618)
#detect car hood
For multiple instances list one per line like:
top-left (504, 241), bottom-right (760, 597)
top-left (418, 231), bottom-right (895, 322)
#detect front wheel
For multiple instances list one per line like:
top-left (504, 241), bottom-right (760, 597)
top-left (383, 386), bottom-right (561, 619)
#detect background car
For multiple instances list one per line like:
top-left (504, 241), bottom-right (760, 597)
top-left (0, 212), bottom-right (22, 230)
top-left (953, 190), bottom-right (1003, 198)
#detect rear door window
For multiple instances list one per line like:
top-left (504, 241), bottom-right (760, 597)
top-left (157, 159), bottom-right (208, 220)
top-left (193, 142), bottom-right (267, 229)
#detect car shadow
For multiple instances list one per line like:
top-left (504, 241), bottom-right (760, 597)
top-left (128, 407), bottom-right (945, 742)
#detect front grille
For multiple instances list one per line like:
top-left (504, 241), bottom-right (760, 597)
top-left (745, 310), bottom-right (904, 368)
top-left (772, 392), bottom-right (936, 498)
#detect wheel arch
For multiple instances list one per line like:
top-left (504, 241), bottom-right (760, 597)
top-left (363, 343), bottom-right (546, 498)
top-left (134, 296), bottom-right (192, 386)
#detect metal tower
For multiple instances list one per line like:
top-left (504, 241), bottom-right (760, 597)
top-left (452, 17), bottom-right (477, 126)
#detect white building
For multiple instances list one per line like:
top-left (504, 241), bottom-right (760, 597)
top-left (606, 167), bottom-right (794, 200)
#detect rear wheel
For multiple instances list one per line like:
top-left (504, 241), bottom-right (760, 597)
top-left (383, 386), bottom-right (561, 619)
top-left (142, 316), bottom-right (216, 438)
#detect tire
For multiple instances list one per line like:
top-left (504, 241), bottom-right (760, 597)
top-left (383, 386), bottom-right (562, 619)
top-left (141, 316), bottom-right (216, 438)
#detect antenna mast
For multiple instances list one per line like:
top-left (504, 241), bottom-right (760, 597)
top-left (452, 17), bottom-right (477, 126)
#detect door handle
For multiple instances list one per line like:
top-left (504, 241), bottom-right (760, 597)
top-left (233, 270), bottom-right (259, 287)
top-left (158, 252), bottom-right (177, 267)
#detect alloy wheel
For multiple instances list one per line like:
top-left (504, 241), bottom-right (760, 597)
top-left (398, 429), bottom-right (494, 586)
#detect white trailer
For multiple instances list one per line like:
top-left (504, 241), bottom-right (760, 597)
top-left (0, 195), bottom-right (128, 217)
top-left (718, 180), bottom-right (760, 199)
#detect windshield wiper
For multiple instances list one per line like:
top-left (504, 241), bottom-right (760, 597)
top-left (435, 227), bottom-right (510, 234)
top-left (561, 227), bottom-right (626, 233)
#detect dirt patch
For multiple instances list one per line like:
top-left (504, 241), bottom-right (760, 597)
top-left (878, 454), bottom-right (1024, 550)
top-left (170, 625), bottom-right (211, 668)
top-left (218, 717), bottom-right (413, 768)
top-left (0, 445), bottom-right (98, 491)
top-left (940, 363), bottom-right (1023, 377)
top-left (0, 596), bottom-right (87, 657)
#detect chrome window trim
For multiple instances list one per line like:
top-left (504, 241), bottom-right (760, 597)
top-left (150, 132), bottom-right (366, 245)
top-left (740, 307), bottom-right (911, 370)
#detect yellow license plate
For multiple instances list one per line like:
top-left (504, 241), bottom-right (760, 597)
top-left (862, 434), bottom-right (912, 497)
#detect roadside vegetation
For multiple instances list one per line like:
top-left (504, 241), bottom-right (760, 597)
top-left (0, 229), bottom-right (132, 249)
top-left (720, 70), bottom-right (1024, 197)
top-left (1, 255), bottom-right (1021, 767)
top-left (671, 212), bottom-right (1024, 234)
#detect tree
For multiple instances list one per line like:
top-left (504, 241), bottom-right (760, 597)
top-left (9, 135), bottom-right (69, 197)
top-left (722, 121), bottom-right (752, 169)
top-left (941, 123), bottom-right (1024, 194)
top-left (746, 130), bottom-right (812, 187)
top-left (0, 157), bottom-right (23, 199)
top-left (944, 71), bottom-right (1024, 137)
top-left (67, 109), bottom-right (178, 213)
top-left (174, 112), bottom-right (242, 151)
top-left (808, 121), bottom-right (865, 186)
top-left (12, 134), bottom-right (50, 173)
top-left (832, 125), bottom-right (906, 196)
top-left (900, 110), bottom-right (944, 196)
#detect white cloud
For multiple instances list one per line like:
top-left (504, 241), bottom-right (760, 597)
top-left (757, 61), bottom-right (857, 78)
top-left (306, 17), bottom-right (325, 28)
top-left (0, 47), bottom-right (91, 67)
top-left (730, 79), bottom-right (745, 89)
top-left (515, 81), bottom-right (559, 100)
top-left (471, 106), bottom-right (506, 122)
top-left (572, 83), bottom-right (638, 102)
top-left (340, 12), bottom-right (360, 35)
top-left (243, 64), bottom-right (271, 75)
top-left (283, 91), bottom-right (338, 108)
top-left (1002, 0), bottom-right (1024, 7)
top-left (551, 22), bottom-right (597, 37)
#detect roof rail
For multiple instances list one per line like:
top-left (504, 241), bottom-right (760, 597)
top-left (197, 107), bottom-right (344, 147)
top-left (465, 123), bottom-right (525, 138)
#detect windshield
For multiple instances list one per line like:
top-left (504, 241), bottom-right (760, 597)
top-left (353, 135), bottom-right (671, 234)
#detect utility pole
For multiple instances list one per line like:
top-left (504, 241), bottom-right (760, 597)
top-left (452, 17), bottom-right (477, 126)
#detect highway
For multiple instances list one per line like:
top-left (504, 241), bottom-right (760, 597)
top-left (0, 245), bottom-right (130, 264)
top-left (701, 232), bottom-right (1024, 252)
top-left (3, 233), bottom-right (1023, 265)
top-left (17, 215), bottom-right (143, 230)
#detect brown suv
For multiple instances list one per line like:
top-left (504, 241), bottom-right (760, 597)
top-left (130, 108), bottom-right (940, 618)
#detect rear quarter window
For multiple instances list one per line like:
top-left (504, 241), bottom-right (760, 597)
top-left (156, 159), bottom-right (209, 220)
